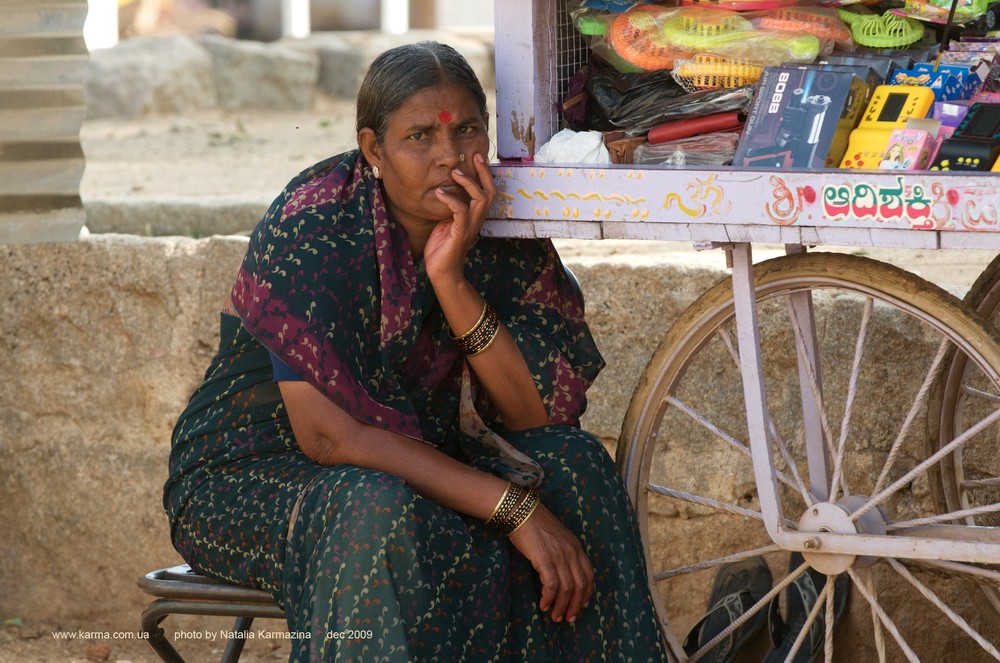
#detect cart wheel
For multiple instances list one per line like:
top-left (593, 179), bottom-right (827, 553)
top-left (618, 252), bottom-right (1000, 662)
top-left (929, 252), bottom-right (1000, 618)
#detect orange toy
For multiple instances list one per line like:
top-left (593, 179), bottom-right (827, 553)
top-left (754, 8), bottom-right (852, 44)
top-left (609, 6), bottom-right (682, 70)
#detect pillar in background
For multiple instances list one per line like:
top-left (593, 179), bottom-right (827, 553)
top-left (84, 0), bottom-right (117, 49)
top-left (280, 0), bottom-right (310, 38)
top-left (0, 0), bottom-right (88, 244)
top-left (408, 0), bottom-right (435, 28)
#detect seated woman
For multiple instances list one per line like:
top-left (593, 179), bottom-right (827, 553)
top-left (165, 40), bottom-right (668, 662)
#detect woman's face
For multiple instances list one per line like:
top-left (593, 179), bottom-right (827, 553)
top-left (361, 82), bottom-right (490, 229)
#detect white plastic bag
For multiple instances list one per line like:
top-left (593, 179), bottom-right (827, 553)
top-left (534, 129), bottom-right (612, 164)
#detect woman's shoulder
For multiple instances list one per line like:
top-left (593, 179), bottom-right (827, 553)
top-left (255, 150), bottom-right (368, 234)
top-left (284, 149), bottom-right (361, 197)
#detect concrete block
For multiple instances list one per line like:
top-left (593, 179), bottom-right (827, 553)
top-left (85, 35), bottom-right (218, 118)
top-left (199, 34), bottom-right (319, 111)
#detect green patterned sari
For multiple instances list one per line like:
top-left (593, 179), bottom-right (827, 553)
top-left (165, 150), bottom-right (668, 661)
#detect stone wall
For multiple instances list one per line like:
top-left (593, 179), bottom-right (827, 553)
top-left (0, 233), bottom-right (723, 626)
top-left (0, 235), bottom-right (246, 625)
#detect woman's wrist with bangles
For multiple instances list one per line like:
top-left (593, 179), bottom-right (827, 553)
top-left (485, 482), bottom-right (540, 536)
top-left (449, 300), bottom-right (500, 356)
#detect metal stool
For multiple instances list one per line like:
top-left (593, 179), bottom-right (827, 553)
top-left (138, 565), bottom-right (284, 663)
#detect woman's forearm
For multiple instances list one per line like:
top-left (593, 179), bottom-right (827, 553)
top-left (434, 278), bottom-right (550, 430)
top-left (345, 421), bottom-right (510, 519)
top-left (279, 380), bottom-right (508, 520)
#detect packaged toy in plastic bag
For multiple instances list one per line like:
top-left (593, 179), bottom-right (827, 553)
top-left (620, 85), bottom-right (757, 136)
top-left (891, 0), bottom-right (992, 25)
top-left (745, 6), bottom-right (853, 49)
top-left (574, 0), bottom-right (660, 10)
top-left (667, 6), bottom-right (852, 91)
top-left (584, 68), bottom-right (688, 130)
top-left (632, 132), bottom-right (741, 165)
top-left (572, 4), bottom-right (825, 73)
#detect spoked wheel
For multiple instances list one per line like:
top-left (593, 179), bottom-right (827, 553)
top-left (617, 252), bottom-right (1000, 662)
top-left (931, 252), bottom-right (1000, 617)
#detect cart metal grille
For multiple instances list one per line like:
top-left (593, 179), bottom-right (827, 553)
top-left (553, 0), bottom-right (590, 132)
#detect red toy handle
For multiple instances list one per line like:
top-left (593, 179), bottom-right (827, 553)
top-left (648, 111), bottom-right (743, 144)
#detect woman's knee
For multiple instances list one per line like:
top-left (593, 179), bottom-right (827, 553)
top-left (303, 466), bottom-right (417, 525)
top-left (527, 426), bottom-right (618, 478)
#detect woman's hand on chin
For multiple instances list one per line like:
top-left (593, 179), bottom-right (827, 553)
top-left (424, 153), bottom-right (496, 287)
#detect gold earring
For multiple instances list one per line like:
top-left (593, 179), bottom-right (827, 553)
top-left (372, 165), bottom-right (380, 178)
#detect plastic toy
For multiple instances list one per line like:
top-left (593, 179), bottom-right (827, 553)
top-left (931, 101), bottom-right (1000, 170)
top-left (609, 6), bottom-right (680, 69)
top-left (838, 9), bottom-right (926, 48)
top-left (892, 0), bottom-right (1000, 30)
top-left (680, 0), bottom-right (804, 11)
top-left (752, 8), bottom-right (853, 44)
top-left (672, 55), bottom-right (765, 90)
top-left (605, 5), bottom-right (822, 71)
top-left (840, 84), bottom-right (936, 168)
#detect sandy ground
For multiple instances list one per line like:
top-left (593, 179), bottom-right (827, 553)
top-left (15, 101), bottom-right (990, 662)
top-left (0, 616), bottom-right (293, 663)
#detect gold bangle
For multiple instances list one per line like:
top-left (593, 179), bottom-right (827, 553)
top-left (507, 494), bottom-right (540, 536)
top-left (485, 483), bottom-right (524, 532)
top-left (450, 302), bottom-right (501, 356)
top-left (449, 301), bottom-right (489, 342)
top-left (464, 307), bottom-right (500, 356)
top-left (502, 488), bottom-right (540, 537)
top-left (491, 487), bottom-right (534, 535)
top-left (485, 482), bottom-right (514, 524)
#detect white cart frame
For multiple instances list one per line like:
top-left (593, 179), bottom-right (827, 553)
top-left (488, 2), bottom-right (1000, 661)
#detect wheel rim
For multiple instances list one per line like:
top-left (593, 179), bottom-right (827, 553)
top-left (619, 253), bottom-right (1000, 662)
top-left (933, 253), bottom-right (1000, 616)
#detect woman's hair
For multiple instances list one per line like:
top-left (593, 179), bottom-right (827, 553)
top-left (356, 41), bottom-right (489, 143)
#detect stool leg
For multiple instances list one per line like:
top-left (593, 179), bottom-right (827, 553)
top-left (140, 601), bottom-right (188, 663)
top-left (219, 616), bottom-right (254, 663)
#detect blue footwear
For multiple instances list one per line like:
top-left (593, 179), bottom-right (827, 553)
top-left (763, 553), bottom-right (850, 663)
top-left (683, 557), bottom-right (772, 663)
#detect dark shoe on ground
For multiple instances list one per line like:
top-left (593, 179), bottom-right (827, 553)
top-left (763, 552), bottom-right (850, 663)
top-left (683, 556), bottom-right (773, 663)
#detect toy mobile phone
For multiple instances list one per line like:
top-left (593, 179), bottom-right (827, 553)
top-left (839, 85), bottom-right (936, 169)
top-left (931, 102), bottom-right (1000, 171)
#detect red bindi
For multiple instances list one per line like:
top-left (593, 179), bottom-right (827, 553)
top-left (438, 110), bottom-right (453, 124)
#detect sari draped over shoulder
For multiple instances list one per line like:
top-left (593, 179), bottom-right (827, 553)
top-left (165, 149), bottom-right (668, 662)
top-left (229, 149), bottom-right (604, 484)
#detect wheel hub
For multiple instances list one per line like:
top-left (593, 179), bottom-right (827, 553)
top-left (797, 495), bottom-right (887, 574)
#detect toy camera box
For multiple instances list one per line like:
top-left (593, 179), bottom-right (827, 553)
top-left (734, 67), bottom-right (868, 169)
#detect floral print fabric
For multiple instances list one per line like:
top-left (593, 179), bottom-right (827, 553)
top-left (230, 149), bottom-right (603, 444)
top-left (164, 149), bottom-right (668, 661)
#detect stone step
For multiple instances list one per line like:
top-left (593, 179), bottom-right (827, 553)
top-left (84, 195), bottom-right (270, 237)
